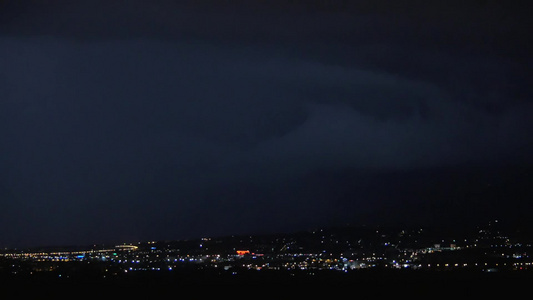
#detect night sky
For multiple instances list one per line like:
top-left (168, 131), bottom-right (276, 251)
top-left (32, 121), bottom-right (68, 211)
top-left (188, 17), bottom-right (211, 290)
top-left (1, 1), bottom-right (532, 247)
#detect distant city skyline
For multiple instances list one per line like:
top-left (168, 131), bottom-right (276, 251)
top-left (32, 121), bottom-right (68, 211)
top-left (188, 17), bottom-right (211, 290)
top-left (2, 220), bottom-right (532, 281)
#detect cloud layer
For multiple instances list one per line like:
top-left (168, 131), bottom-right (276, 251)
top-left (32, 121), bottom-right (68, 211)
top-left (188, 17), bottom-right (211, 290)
top-left (1, 1), bottom-right (531, 246)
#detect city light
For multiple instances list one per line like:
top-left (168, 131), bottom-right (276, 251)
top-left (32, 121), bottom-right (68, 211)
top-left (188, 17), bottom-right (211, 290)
top-left (1, 220), bottom-right (532, 278)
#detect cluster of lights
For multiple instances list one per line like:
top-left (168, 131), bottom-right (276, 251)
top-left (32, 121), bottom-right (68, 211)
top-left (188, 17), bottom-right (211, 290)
top-left (2, 220), bottom-right (532, 275)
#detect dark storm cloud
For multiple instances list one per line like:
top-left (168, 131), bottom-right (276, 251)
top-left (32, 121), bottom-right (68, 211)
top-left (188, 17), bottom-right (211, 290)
top-left (1, 1), bottom-right (531, 246)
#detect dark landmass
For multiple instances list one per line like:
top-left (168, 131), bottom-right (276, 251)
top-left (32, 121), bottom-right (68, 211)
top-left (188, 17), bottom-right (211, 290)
top-left (1, 220), bottom-right (533, 294)
top-left (2, 267), bottom-right (532, 296)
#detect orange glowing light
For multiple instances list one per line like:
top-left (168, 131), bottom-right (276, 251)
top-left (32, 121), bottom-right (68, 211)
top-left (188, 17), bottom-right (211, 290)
top-left (236, 250), bottom-right (250, 255)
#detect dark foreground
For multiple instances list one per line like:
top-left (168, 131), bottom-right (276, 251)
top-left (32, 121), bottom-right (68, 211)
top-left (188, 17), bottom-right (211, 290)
top-left (2, 269), bottom-right (532, 296)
